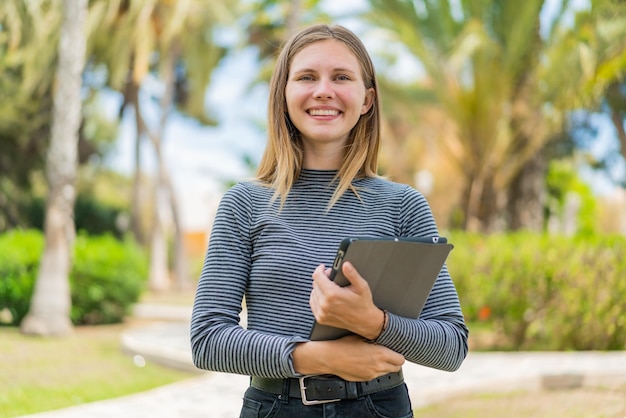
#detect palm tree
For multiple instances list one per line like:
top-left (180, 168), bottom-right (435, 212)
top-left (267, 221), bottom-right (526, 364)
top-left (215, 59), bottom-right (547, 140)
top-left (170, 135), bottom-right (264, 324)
top-left (0, 1), bottom-right (61, 230)
top-left (88, 0), bottom-right (236, 290)
top-left (244, 0), bottom-right (327, 83)
top-left (578, 0), bottom-right (626, 188)
top-left (20, 0), bottom-right (88, 336)
top-left (507, 0), bottom-right (626, 228)
top-left (365, 0), bottom-right (626, 232)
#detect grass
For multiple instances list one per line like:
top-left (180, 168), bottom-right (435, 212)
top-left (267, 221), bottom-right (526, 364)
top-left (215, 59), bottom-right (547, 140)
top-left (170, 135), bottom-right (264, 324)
top-left (414, 385), bottom-right (626, 418)
top-left (0, 322), bottom-right (196, 418)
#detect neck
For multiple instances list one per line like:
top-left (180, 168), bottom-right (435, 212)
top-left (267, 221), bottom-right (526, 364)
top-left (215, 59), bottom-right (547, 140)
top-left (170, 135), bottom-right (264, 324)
top-left (302, 144), bottom-right (344, 170)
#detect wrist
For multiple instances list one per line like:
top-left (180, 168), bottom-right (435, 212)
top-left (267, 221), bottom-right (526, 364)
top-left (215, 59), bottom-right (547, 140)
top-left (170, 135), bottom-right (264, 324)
top-left (363, 308), bottom-right (387, 343)
top-left (293, 341), bottom-right (331, 375)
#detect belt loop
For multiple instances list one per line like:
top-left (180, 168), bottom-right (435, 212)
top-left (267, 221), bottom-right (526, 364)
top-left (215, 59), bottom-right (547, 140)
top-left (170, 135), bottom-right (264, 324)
top-left (280, 379), bottom-right (290, 404)
top-left (346, 381), bottom-right (359, 399)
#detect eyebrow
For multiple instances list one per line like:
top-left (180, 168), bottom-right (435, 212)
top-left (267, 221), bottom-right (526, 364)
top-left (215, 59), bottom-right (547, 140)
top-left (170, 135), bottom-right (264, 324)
top-left (290, 67), bottom-right (358, 75)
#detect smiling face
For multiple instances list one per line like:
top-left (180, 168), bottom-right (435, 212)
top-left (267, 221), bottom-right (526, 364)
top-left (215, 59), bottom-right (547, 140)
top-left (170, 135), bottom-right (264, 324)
top-left (285, 39), bottom-right (375, 168)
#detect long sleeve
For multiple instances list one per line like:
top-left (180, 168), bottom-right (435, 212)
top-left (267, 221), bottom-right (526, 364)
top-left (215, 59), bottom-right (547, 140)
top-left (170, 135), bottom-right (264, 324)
top-left (190, 184), bottom-right (307, 378)
top-left (376, 187), bottom-right (469, 371)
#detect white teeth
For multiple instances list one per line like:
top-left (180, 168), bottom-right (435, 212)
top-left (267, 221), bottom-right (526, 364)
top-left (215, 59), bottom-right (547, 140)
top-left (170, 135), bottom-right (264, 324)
top-left (309, 109), bottom-right (339, 116)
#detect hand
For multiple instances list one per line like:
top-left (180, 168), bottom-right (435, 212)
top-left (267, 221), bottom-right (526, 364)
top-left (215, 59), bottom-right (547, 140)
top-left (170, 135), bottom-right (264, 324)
top-left (293, 335), bottom-right (405, 382)
top-left (309, 262), bottom-right (384, 340)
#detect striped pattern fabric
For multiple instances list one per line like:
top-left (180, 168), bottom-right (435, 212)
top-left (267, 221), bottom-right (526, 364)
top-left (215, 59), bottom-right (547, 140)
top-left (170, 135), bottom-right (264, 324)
top-left (190, 170), bottom-right (468, 379)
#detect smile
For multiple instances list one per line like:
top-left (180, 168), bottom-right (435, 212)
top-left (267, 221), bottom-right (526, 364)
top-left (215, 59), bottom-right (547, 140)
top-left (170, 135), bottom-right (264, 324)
top-left (308, 109), bottom-right (340, 116)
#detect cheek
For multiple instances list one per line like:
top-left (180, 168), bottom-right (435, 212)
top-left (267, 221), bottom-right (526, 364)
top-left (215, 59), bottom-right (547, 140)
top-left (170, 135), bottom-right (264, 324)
top-left (285, 87), bottom-right (303, 114)
top-left (339, 87), bottom-right (364, 104)
top-left (343, 91), bottom-right (367, 115)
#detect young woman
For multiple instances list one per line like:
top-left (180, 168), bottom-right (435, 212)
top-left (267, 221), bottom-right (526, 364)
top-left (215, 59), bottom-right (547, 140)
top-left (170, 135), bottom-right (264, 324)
top-left (190, 23), bottom-right (468, 417)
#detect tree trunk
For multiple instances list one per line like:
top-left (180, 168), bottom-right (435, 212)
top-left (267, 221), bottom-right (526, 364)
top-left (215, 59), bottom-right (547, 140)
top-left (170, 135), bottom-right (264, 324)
top-left (149, 180), bottom-right (170, 292)
top-left (459, 166), bottom-right (509, 233)
top-left (137, 44), bottom-right (189, 291)
top-left (507, 150), bottom-right (546, 231)
top-left (609, 108), bottom-right (626, 168)
top-left (164, 171), bottom-right (189, 290)
top-left (286, 0), bottom-right (302, 34)
top-left (606, 82), bottom-right (626, 168)
top-left (481, 176), bottom-right (507, 233)
top-left (128, 80), bottom-right (146, 245)
top-left (462, 172), bottom-right (487, 232)
top-left (155, 44), bottom-right (188, 290)
top-left (139, 93), bottom-right (171, 292)
top-left (21, 0), bottom-right (87, 336)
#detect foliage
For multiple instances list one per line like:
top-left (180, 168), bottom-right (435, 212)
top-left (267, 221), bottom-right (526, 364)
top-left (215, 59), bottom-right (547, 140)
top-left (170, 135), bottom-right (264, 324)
top-left (87, 0), bottom-right (236, 125)
top-left (86, 0), bottom-right (241, 286)
top-left (243, 0), bottom-right (329, 81)
top-left (22, 194), bottom-right (126, 238)
top-left (71, 233), bottom-right (148, 324)
top-left (363, 0), bottom-right (626, 231)
top-left (0, 230), bottom-right (44, 325)
top-left (0, 1), bottom-right (120, 233)
top-left (15, 167), bottom-right (132, 237)
top-left (448, 231), bottom-right (626, 350)
top-left (0, 0), bottom-right (59, 231)
top-left (545, 159), bottom-right (598, 236)
top-left (0, 230), bottom-right (148, 326)
top-left (74, 195), bottom-right (125, 237)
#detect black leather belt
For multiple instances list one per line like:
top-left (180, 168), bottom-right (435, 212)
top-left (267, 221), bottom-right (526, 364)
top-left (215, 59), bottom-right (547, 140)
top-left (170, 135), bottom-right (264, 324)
top-left (250, 370), bottom-right (404, 405)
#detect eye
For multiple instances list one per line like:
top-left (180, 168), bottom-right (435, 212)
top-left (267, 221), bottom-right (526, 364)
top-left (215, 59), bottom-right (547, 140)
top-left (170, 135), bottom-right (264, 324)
top-left (297, 74), bottom-right (315, 81)
top-left (336, 74), bottom-right (351, 81)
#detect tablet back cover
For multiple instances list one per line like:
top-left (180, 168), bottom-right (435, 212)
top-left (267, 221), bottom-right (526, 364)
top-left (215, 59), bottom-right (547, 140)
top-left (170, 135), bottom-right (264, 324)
top-left (309, 238), bottom-right (453, 341)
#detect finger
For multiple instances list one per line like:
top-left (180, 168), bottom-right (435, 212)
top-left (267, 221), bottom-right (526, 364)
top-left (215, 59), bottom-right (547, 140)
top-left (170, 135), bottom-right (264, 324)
top-left (312, 264), bottom-right (327, 281)
top-left (310, 265), bottom-right (332, 316)
top-left (309, 272), bottom-right (324, 319)
top-left (341, 262), bottom-right (367, 290)
top-left (309, 290), bottom-right (319, 316)
top-left (372, 345), bottom-right (405, 368)
top-left (312, 264), bottom-right (334, 295)
top-left (388, 353), bottom-right (406, 367)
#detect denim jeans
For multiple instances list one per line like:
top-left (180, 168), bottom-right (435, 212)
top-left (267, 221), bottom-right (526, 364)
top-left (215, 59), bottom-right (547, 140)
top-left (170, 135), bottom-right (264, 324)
top-left (238, 383), bottom-right (414, 418)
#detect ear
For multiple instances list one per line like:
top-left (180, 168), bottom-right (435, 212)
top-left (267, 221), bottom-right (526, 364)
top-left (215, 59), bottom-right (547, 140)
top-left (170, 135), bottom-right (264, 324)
top-left (361, 88), bottom-right (375, 115)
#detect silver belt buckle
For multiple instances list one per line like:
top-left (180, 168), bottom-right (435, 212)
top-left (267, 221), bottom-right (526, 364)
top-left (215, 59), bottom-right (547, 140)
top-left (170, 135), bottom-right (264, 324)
top-left (298, 375), bottom-right (342, 406)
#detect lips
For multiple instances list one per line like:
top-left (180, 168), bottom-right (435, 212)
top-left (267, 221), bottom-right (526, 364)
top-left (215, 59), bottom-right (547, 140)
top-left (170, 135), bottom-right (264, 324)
top-left (308, 109), bottom-right (340, 116)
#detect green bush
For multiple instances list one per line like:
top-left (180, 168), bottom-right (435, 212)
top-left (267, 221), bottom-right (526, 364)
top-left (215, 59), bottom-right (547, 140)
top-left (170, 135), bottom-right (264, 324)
top-left (0, 230), bottom-right (147, 326)
top-left (0, 230), bottom-right (44, 325)
top-left (71, 233), bottom-right (148, 324)
top-left (448, 232), bottom-right (626, 350)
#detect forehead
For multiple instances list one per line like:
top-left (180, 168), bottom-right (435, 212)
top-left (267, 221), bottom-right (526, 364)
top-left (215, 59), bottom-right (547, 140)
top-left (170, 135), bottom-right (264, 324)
top-left (289, 39), bottom-right (361, 72)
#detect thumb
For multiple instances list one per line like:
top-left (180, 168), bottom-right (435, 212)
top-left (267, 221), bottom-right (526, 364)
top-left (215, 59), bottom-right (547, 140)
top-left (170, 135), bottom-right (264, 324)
top-left (341, 262), bottom-right (367, 291)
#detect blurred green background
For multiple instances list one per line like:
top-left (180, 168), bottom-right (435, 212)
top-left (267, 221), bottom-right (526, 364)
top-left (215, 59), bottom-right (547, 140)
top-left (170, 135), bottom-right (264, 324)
top-left (2, 0), bottom-right (625, 340)
top-left (1, 0), bottom-right (626, 415)
top-left (0, 0), bottom-right (626, 336)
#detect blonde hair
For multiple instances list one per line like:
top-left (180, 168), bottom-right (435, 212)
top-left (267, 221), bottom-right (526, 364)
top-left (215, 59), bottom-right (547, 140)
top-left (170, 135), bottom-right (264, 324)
top-left (256, 24), bottom-right (381, 209)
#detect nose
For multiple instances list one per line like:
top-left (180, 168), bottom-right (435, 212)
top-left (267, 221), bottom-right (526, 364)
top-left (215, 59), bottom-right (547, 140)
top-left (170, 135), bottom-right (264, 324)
top-left (313, 78), bottom-right (334, 99)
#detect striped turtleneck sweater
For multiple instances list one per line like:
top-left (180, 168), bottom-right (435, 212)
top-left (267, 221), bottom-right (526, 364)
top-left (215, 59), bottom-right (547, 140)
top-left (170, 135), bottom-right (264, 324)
top-left (190, 170), bottom-right (468, 379)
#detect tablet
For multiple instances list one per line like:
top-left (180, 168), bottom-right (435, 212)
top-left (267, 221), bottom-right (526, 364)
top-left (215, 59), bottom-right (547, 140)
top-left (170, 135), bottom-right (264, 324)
top-left (309, 236), bottom-right (453, 341)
